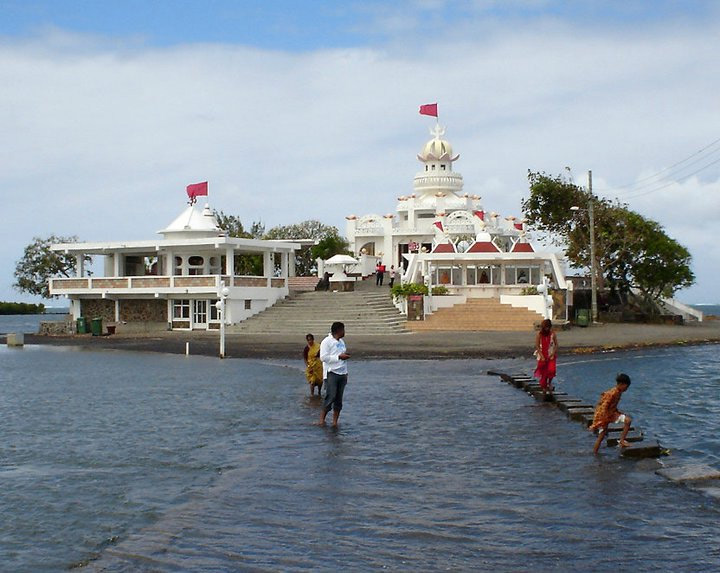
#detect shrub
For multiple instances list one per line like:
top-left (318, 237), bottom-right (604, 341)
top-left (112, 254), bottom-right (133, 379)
top-left (431, 286), bottom-right (449, 295)
top-left (391, 282), bottom-right (429, 298)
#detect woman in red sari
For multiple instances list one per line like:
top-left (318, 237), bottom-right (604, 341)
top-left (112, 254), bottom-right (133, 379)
top-left (534, 319), bottom-right (558, 396)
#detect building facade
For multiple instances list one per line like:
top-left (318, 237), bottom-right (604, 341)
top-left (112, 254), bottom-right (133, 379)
top-left (50, 202), bottom-right (299, 331)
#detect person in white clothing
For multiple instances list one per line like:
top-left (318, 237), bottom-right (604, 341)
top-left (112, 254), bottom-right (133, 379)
top-left (318, 321), bottom-right (350, 427)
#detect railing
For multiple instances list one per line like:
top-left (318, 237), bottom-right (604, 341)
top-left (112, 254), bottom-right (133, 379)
top-left (50, 274), bottom-right (288, 292)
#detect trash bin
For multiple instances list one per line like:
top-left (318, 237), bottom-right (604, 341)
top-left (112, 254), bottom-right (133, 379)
top-left (91, 317), bottom-right (103, 337)
top-left (76, 317), bottom-right (87, 334)
top-left (576, 308), bottom-right (590, 327)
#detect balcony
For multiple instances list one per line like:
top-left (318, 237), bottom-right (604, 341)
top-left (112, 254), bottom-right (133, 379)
top-left (50, 274), bottom-right (287, 296)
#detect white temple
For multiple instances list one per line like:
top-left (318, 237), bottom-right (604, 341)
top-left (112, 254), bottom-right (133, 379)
top-left (346, 124), bottom-right (568, 318)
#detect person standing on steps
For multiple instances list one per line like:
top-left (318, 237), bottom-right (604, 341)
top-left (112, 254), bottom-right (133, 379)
top-left (375, 261), bottom-right (385, 286)
top-left (534, 318), bottom-right (558, 397)
top-left (318, 322), bottom-right (350, 427)
top-left (388, 265), bottom-right (396, 288)
top-left (303, 333), bottom-right (323, 397)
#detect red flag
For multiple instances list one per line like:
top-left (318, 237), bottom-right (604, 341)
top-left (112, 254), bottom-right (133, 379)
top-left (473, 210), bottom-right (485, 220)
top-left (433, 221), bottom-right (444, 232)
top-left (514, 222), bottom-right (523, 230)
top-left (186, 181), bottom-right (208, 202)
top-left (419, 103), bottom-right (438, 117)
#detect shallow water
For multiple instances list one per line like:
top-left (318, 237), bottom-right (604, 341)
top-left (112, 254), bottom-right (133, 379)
top-left (0, 345), bottom-right (719, 571)
top-left (0, 313), bottom-right (66, 334)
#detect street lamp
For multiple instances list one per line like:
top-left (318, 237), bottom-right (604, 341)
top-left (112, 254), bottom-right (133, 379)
top-left (570, 170), bottom-right (598, 323)
top-left (216, 281), bottom-right (230, 358)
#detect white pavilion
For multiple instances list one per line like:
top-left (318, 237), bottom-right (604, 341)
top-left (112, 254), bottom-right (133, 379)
top-left (346, 124), bottom-right (568, 318)
top-left (50, 202), bottom-right (299, 331)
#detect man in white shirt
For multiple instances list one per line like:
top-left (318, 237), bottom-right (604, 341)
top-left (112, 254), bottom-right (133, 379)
top-left (318, 321), bottom-right (350, 427)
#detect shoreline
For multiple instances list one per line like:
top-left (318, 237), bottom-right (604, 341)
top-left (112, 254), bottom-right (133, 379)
top-left (7, 321), bottom-right (720, 360)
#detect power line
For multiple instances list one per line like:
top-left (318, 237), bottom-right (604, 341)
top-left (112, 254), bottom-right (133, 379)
top-left (594, 135), bottom-right (720, 199)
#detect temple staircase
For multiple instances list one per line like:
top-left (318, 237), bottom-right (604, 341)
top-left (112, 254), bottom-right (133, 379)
top-left (406, 298), bottom-right (544, 332)
top-left (228, 278), bottom-right (408, 335)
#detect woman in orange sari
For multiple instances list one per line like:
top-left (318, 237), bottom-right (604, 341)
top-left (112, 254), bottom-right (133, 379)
top-left (534, 319), bottom-right (558, 396)
top-left (303, 333), bottom-right (323, 396)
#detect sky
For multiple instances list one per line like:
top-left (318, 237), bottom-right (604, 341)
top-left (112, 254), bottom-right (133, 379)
top-left (1, 0), bottom-right (719, 304)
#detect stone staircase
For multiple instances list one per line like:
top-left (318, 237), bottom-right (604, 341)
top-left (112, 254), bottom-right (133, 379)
top-left (406, 298), bottom-right (543, 332)
top-left (229, 278), bottom-right (408, 335)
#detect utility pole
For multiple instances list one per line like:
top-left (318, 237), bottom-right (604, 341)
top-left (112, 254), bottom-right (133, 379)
top-left (588, 170), bottom-right (598, 324)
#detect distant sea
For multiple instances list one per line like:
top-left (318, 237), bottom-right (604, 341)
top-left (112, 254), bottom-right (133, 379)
top-left (692, 304), bottom-right (720, 317)
top-left (0, 313), bottom-right (67, 335)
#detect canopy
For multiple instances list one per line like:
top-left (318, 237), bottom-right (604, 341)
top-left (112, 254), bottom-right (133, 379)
top-left (324, 254), bottom-right (359, 265)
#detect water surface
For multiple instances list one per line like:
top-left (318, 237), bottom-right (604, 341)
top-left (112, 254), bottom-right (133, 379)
top-left (0, 344), bottom-right (718, 571)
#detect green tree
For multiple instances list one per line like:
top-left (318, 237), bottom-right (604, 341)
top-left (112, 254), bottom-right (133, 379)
top-left (522, 171), bottom-right (694, 302)
top-left (215, 212), bottom-right (266, 275)
top-left (215, 211), bottom-right (265, 239)
top-left (14, 235), bottom-right (91, 299)
top-left (265, 220), bottom-right (345, 276)
top-left (310, 234), bottom-right (351, 262)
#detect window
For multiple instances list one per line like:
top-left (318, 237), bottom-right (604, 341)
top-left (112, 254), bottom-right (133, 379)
top-left (209, 256), bottom-right (221, 275)
top-left (245, 299), bottom-right (252, 310)
top-left (431, 164), bottom-right (436, 171)
top-left (174, 256), bottom-right (183, 276)
top-left (188, 255), bottom-right (205, 276)
top-left (440, 164), bottom-right (446, 171)
top-left (173, 299), bottom-right (190, 319)
top-left (425, 165), bottom-right (429, 172)
top-left (210, 300), bottom-right (220, 321)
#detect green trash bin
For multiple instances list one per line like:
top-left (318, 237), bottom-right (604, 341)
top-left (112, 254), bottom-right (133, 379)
top-left (76, 317), bottom-right (87, 334)
top-left (91, 317), bottom-right (103, 337)
top-left (576, 308), bottom-right (590, 327)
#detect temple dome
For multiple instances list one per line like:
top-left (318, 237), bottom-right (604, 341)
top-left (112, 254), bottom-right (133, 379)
top-left (417, 125), bottom-right (460, 163)
top-left (158, 203), bottom-right (222, 239)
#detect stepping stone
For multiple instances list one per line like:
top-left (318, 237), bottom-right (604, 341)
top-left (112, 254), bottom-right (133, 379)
top-left (531, 391), bottom-right (569, 402)
top-left (620, 438), bottom-right (663, 459)
top-left (656, 464), bottom-right (720, 482)
top-left (606, 431), bottom-right (644, 447)
top-left (580, 414), bottom-right (595, 427)
top-left (566, 407), bottom-right (596, 421)
top-left (554, 398), bottom-right (584, 412)
top-left (606, 422), bottom-right (636, 433)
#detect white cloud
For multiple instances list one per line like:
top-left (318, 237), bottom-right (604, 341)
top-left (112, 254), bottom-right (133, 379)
top-left (2, 15), bottom-right (720, 303)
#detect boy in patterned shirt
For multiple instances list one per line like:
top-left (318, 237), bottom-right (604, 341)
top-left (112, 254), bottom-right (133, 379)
top-left (589, 373), bottom-right (633, 454)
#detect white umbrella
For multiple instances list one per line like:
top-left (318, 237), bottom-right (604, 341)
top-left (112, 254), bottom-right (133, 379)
top-left (324, 254), bottom-right (359, 265)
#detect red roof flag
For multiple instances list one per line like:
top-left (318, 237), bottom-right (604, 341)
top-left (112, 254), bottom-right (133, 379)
top-left (433, 221), bottom-right (444, 232)
top-left (186, 181), bottom-right (208, 201)
top-left (419, 103), bottom-right (438, 117)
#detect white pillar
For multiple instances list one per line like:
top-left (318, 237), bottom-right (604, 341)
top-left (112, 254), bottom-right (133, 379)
top-left (225, 246), bottom-right (234, 286)
top-left (113, 253), bottom-right (122, 277)
top-left (288, 252), bottom-right (296, 277)
top-left (263, 251), bottom-right (272, 286)
top-left (75, 255), bottom-right (84, 278)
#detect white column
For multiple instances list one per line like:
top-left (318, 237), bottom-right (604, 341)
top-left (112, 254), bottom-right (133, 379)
top-left (114, 300), bottom-right (120, 322)
top-left (113, 253), bottom-right (122, 277)
top-left (288, 251), bottom-right (296, 277)
top-left (75, 255), bottom-right (84, 278)
top-left (263, 251), bottom-right (272, 286)
top-left (225, 246), bottom-right (234, 286)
